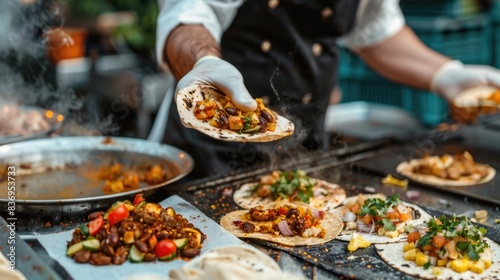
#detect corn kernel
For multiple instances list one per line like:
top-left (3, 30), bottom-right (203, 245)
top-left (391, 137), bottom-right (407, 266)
top-left (449, 259), bottom-right (471, 273)
top-left (437, 258), bottom-right (448, 267)
top-left (403, 242), bottom-right (415, 252)
top-left (470, 261), bottom-right (485, 274)
top-left (404, 249), bottom-right (418, 261)
top-left (416, 252), bottom-right (429, 266)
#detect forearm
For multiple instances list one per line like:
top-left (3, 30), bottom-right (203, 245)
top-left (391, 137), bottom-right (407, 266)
top-left (356, 27), bottom-right (451, 91)
top-left (165, 24), bottom-right (221, 80)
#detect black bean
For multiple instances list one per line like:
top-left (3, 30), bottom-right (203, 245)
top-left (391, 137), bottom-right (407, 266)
top-left (87, 211), bottom-right (104, 221)
top-left (74, 250), bottom-right (91, 263)
top-left (225, 107), bottom-right (238, 116)
top-left (181, 248), bottom-right (201, 258)
top-left (140, 231), bottom-right (152, 242)
top-left (143, 252), bottom-right (156, 262)
top-left (108, 232), bottom-right (119, 247)
top-left (218, 115), bottom-right (229, 129)
top-left (286, 208), bottom-right (299, 219)
top-left (134, 240), bottom-right (148, 253)
top-left (102, 244), bottom-right (115, 257)
top-left (261, 110), bottom-right (274, 122)
top-left (258, 116), bottom-right (267, 132)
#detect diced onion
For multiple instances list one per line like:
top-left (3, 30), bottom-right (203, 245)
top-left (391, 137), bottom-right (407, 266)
top-left (357, 220), bottom-right (373, 233)
top-left (406, 190), bottom-right (420, 200)
top-left (415, 223), bottom-right (428, 236)
top-left (313, 187), bottom-right (325, 197)
top-left (313, 210), bottom-right (325, 220)
top-left (429, 256), bottom-right (437, 266)
top-left (343, 211), bottom-right (357, 223)
top-left (278, 220), bottom-right (294, 236)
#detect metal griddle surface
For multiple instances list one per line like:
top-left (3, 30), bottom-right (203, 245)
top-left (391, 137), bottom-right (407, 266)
top-left (253, 207), bottom-right (500, 280)
top-left (354, 129), bottom-right (500, 205)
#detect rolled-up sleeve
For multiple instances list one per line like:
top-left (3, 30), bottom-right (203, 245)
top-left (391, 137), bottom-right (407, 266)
top-left (337, 0), bottom-right (405, 50)
top-left (156, 0), bottom-right (243, 67)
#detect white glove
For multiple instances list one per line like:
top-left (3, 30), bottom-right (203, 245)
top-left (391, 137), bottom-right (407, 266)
top-left (431, 60), bottom-right (500, 101)
top-left (176, 55), bottom-right (257, 111)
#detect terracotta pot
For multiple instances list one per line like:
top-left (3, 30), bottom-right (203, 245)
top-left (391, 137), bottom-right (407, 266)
top-left (46, 27), bottom-right (87, 63)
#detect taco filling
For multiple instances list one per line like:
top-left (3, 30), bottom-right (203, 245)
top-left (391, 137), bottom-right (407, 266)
top-left (402, 215), bottom-right (492, 275)
top-left (340, 194), bottom-right (423, 238)
top-left (233, 204), bottom-right (326, 238)
top-left (194, 95), bottom-right (277, 134)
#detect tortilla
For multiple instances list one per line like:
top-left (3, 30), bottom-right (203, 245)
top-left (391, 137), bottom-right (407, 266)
top-left (233, 179), bottom-right (346, 212)
top-left (176, 85), bottom-right (294, 142)
top-left (169, 245), bottom-right (283, 280)
top-left (220, 202), bottom-right (343, 247)
top-left (375, 238), bottom-right (500, 280)
top-left (396, 159), bottom-right (496, 187)
top-left (454, 86), bottom-right (500, 108)
top-left (332, 194), bottom-right (433, 244)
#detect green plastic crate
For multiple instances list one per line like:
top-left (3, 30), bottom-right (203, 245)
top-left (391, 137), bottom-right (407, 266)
top-left (338, 77), bottom-right (450, 127)
top-left (406, 14), bottom-right (492, 64)
top-left (339, 14), bottom-right (492, 79)
top-left (399, 0), bottom-right (484, 17)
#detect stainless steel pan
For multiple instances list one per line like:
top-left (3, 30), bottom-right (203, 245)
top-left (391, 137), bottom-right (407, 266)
top-left (0, 136), bottom-right (193, 217)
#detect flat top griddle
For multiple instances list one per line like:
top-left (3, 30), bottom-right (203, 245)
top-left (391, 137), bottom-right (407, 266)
top-left (354, 126), bottom-right (500, 205)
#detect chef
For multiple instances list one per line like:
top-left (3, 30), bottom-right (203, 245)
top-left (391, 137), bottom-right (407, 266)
top-left (154, 0), bottom-right (500, 179)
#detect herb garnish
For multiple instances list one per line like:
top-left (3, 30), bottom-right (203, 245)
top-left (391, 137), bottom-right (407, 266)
top-left (358, 195), bottom-right (401, 217)
top-left (416, 215), bottom-right (489, 261)
top-left (269, 170), bottom-right (316, 203)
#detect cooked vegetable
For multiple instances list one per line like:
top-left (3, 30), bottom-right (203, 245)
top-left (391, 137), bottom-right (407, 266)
top-left (66, 199), bottom-right (204, 266)
top-left (348, 232), bottom-right (371, 252)
top-left (403, 215), bottom-right (491, 275)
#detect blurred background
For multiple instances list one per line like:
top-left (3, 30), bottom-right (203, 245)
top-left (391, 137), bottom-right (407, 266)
top-left (1, 0), bottom-right (499, 140)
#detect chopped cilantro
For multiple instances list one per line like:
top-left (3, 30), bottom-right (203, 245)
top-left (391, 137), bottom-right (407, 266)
top-left (379, 218), bottom-right (396, 231)
top-left (267, 170), bottom-right (315, 203)
top-left (423, 262), bottom-right (431, 270)
top-left (386, 195), bottom-right (400, 207)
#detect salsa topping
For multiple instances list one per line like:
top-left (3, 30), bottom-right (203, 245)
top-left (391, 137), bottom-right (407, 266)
top-left (66, 195), bottom-right (205, 265)
top-left (342, 194), bottom-right (420, 238)
top-left (403, 215), bottom-right (492, 274)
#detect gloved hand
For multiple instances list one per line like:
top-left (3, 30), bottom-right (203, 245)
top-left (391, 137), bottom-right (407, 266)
top-left (431, 60), bottom-right (500, 101)
top-left (176, 55), bottom-right (257, 111)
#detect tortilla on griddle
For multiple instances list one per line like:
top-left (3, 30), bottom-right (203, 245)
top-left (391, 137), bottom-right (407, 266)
top-left (233, 179), bottom-right (346, 212)
top-left (176, 85), bottom-right (294, 142)
top-left (375, 238), bottom-right (500, 280)
top-left (332, 194), bottom-right (433, 244)
top-left (220, 202), bottom-right (343, 247)
top-left (396, 156), bottom-right (495, 187)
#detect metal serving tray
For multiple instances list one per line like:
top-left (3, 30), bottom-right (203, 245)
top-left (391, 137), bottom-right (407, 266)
top-left (324, 102), bottom-right (424, 141)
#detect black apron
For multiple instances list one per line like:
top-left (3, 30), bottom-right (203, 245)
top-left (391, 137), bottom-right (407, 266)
top-left (164, 0), bottom-right (360, 180)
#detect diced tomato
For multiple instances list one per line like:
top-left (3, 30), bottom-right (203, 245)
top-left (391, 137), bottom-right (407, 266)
top-left (428, 249), bottom-right (438, 257)
top-left (278, 207), bottom-right (288, 216)
top-left (407, 231), bottom-right (421, 243)
top-left (349, 203), bottom-right (360, 214)
top-left (155, 239), bottom-right (177, 259)
top-left (360, 214), bottom-right (373, 225)
top-left (422, 244), bottom-right (435, 251)
top-left (107, 205), bottom-right (129, 227)
top-left (88, 215), bottom-right (103, 236)
top-left (432, 235), bottom-right (447, 249)
top-left (386, 211), bottom-right (400, 220)
top-left (399, 213), bottom-right (410, 222)
top-left (133, 193), bottom-right (145, 206)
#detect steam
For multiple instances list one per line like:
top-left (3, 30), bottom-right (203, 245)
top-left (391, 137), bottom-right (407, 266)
top-left (0, 0), bottom-right (122, 136)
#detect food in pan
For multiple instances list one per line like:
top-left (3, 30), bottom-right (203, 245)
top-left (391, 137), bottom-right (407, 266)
top-left (176, 85), bottom-right (294, 142)
top-left (220, 201), bottom-right (343, 246)
top-left (375, 215), bottom-right (500, 279)
top-left (233, 170), bottom-right (346, 212)
top-left (66, 195), bottom-right (205, 265)
top-left (396, 151), bottom-right (495, 187)
top-left (332, 194), bottom-right (432, 244)
top-left (99, 163), bottom-right (169, 193)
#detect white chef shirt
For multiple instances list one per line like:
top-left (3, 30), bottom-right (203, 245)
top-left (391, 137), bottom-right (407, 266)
top-left (155, 0), bottom-right (406, 66)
